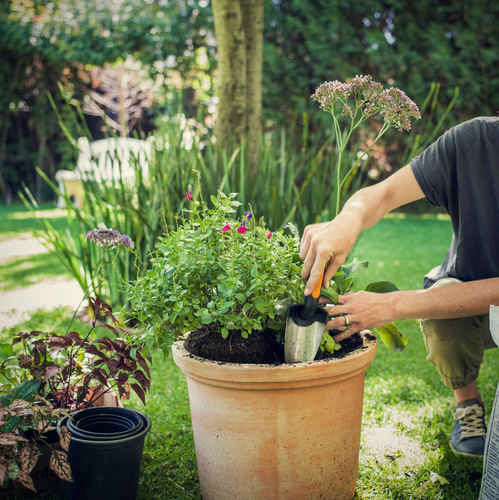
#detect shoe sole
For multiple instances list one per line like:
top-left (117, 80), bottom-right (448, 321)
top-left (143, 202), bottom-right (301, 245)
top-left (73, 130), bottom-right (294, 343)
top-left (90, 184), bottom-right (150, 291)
top-left (450, 443), bottom-right (484, 458)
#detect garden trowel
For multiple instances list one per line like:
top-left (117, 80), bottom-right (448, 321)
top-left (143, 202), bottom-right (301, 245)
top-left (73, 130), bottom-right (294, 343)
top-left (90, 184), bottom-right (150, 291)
top-left (284, 271), bottom-right (328, 362)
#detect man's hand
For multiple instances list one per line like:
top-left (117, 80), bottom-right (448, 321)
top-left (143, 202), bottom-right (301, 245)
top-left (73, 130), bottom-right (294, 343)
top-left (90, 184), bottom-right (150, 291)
top-left (299, 213), bottom-right (361, 295)
top-left (321, 290), bottom-right (398, 342)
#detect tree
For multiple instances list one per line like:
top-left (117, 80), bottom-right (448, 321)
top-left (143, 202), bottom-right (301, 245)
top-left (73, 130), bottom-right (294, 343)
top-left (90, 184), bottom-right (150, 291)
top-left (211, 0), bottom-right (263, 176)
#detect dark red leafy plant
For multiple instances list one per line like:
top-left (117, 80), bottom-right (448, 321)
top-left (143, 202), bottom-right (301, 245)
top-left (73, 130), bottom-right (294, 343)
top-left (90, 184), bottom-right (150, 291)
top-left (1, 297), bottom-right (152, 493)
top-left (0, 394), bottom-right (72, 492)
top-left (12, 297), bottom-right (152, 410)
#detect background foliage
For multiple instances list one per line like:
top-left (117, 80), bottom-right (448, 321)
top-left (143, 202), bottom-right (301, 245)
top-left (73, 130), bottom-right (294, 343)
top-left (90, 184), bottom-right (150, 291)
top-left (1, 0), bottom-right (498, 204)
top-left (263, 0), bottom-right (498, 127)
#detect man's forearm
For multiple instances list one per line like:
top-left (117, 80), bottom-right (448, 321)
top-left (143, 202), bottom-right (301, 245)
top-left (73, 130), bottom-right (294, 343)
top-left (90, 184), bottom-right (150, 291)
top-left (392, 278), bottom-right (499, 320)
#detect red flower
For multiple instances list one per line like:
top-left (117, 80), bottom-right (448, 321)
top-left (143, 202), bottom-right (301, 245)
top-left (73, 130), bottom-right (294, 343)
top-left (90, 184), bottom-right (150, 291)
top-left (222, 222), bottom-right (231, 232)
top-left (183, 191), bottom-right (193, 201)
top-left (237, 225), bottom-right (247, 234)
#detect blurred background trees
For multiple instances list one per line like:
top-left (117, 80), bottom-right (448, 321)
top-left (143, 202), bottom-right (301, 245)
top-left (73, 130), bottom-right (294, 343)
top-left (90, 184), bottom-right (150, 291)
top-left (1, 0), bottom-right (498, 204)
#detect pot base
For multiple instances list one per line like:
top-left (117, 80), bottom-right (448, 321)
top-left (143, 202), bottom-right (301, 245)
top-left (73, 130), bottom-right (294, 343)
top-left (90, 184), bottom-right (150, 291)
top-left (173, 333), bottom-right (377, 500)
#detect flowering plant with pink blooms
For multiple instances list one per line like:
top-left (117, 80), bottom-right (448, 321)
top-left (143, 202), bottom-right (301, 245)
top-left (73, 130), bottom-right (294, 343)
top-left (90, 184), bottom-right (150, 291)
top-left (126, 192), bottom-right (304, 351)
top-left (312, 75), bottom-right (420, 215)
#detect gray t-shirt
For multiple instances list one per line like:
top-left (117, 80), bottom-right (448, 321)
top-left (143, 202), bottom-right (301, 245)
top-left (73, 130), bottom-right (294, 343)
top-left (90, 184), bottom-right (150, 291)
top-left (410, 116), bottom-right (499, 288)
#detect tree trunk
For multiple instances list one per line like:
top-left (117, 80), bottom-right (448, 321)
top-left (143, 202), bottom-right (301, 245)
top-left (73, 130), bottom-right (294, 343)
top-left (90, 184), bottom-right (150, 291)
top-left (212, 0), bottom-right (263, 177)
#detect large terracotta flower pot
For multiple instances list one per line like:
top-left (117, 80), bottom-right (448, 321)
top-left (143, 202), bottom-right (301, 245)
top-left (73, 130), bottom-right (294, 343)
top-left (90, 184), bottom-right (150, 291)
top-left (172, 334), bottom-right (377, 500)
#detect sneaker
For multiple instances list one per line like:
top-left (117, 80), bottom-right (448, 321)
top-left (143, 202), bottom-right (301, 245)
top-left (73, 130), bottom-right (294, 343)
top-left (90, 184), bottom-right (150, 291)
top-left (450, 400), bottom-right (487, 457)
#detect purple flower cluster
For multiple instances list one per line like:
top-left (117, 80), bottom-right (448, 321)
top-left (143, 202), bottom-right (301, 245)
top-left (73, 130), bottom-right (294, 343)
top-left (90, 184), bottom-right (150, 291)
top-left (377, 87), bottom-right (421, 131)
top-left (311, 74), bottom-right (420, 131)
top-left (86, 229), bottom-right (134, 249)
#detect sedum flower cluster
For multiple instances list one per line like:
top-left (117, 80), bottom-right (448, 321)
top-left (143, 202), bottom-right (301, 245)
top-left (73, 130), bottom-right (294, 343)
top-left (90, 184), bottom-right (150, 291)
top-left (86, 229), bottom-right (134, 249)
top-left (311, 74), bottom-right (420, 132)
top-left (311, 74), bottom-right (420, 216)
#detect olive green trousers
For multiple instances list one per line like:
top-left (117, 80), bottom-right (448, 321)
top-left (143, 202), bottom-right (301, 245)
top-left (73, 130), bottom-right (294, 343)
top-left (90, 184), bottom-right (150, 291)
top-left (420, 278), bottom-right (496, 390)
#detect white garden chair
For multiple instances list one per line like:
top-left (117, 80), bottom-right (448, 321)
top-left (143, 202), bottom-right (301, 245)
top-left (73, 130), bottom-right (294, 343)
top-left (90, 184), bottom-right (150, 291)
top-left (55, 136), bottom-right (153, 208)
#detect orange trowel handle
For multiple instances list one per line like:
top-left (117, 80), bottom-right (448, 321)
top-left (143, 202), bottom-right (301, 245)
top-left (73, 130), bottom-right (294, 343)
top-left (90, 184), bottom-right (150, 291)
top-left (311, 271), bottom-right (324, 299)
top-left (299, 270), bottom-right (325, 321)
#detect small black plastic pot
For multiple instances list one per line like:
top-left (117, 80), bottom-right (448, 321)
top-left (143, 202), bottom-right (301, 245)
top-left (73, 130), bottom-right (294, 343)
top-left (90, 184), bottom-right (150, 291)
top-left (67, 407), bottom-right (143, 441)
top-left (59, 407), bottom-right (151, 500)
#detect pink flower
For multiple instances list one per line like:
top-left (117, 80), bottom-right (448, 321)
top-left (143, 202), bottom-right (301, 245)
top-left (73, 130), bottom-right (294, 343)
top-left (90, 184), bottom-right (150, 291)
top-left (222, 222), bottom-right (231, 232)
top-left (183, 191), bottom-right (193, 201)
top-left (237, 225), bottom-right (247, 234)
top-left (267, 231), bottom-right (272, 238)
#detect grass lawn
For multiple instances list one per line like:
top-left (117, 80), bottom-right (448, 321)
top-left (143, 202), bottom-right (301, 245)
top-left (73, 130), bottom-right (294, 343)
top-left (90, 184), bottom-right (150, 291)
top-left (0, 202), bottom-right (69, 242)
top-left (1, 205), bottom-right (497, 499)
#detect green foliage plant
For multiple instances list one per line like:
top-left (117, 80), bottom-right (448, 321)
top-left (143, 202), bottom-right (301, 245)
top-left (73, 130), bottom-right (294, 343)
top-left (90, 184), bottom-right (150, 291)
top-left (126, 192), bottom-right (304, 352)
top-left (3, 297), bottom-right (151, 411)
top-left (319, 259), bottom-right (408, 354)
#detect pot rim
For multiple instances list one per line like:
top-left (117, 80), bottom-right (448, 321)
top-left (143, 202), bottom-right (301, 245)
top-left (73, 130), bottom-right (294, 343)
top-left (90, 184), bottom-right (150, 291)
top-left (172, 331), bottom-right (377, 389)
top-left (58, 409), bottom-right (151, 446)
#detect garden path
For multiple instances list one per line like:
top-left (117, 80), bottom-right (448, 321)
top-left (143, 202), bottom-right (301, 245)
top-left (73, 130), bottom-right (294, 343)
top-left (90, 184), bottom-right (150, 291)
top-left (0, 234), bottom-right (82, 329)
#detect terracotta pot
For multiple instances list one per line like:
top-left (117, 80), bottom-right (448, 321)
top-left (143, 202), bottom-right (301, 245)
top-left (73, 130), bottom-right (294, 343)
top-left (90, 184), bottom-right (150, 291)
top-left (172, 333), bottom-right (377, 500)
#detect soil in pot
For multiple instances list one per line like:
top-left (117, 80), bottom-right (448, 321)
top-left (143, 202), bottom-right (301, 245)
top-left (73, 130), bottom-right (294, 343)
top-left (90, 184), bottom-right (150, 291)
top-left (185, 326), bottom-right (373, 364)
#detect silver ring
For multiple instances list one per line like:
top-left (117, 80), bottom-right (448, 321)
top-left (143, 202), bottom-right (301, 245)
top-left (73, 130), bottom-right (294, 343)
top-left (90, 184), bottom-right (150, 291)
top-left (344, 315), bottom-right (350, 328)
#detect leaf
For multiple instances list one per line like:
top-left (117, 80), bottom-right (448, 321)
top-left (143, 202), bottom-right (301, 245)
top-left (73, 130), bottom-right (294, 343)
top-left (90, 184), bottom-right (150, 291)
top-left (365, 281), bottom-right (399, 293)
top-left (17, 354), bottom-right (33, 369)
top-left (19, 444), bottom-right (39, 474)
top-left (15, 469), bottom-right (36, 492)
top-left (0, 434), bottom-right (27, 446)
top-left (320, 332), bottom-right (337, 354)
top-left (0, 457), bottom-right (7, 485)
top-left (58, 425), bottom-right (71, 453)
top-left (429, 471), bottom-right (448, 485)
top-left (320, 287), bottom-right (339, 304)
top-left (374, 322), bottom-right (408, 352)
top-left (340, 277), bottom-right (354, 294)
top-left (130, 383), bottom-right (147, 405)
top-left (10, 380), bottom-right (41, 403)
top-left (134, 352), bottom-right (151, 379)
top-left (43, 365), bottom-right (63, 381)
top-left (50, 450), bottom-right (73, 482)
top-left (341, 258), bottom-right (369, 279)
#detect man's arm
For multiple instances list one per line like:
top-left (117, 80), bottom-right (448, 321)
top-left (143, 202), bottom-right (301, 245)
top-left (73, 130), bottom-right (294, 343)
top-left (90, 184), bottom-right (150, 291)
top-left (325, 278), bottom-right (499, 342)
top-left (300, 164), bottom-right (425, 295)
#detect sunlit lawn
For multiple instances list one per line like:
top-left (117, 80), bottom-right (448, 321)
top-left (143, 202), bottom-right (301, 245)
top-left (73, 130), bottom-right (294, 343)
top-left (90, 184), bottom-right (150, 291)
top-left (1, 205), bottom-right (497, 499)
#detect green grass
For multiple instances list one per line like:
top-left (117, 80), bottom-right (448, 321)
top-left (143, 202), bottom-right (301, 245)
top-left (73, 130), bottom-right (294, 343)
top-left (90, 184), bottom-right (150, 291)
top-left (0, 252), bottom-right (71, 291)
top-left (352, 213), bottom-right (497, 499)
top-left (0, 202), bottom-right (71, 289)
top-left (0, 202), bottom-right (68, 242)
top-left (1, 206), bottom-right (497, 499)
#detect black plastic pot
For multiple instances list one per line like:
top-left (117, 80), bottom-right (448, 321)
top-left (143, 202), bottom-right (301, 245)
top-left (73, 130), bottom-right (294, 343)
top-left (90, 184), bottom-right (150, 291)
top-left (67, 408), bottom-right (144, 441)
top-left (59, 407), bottom-right (151, 500)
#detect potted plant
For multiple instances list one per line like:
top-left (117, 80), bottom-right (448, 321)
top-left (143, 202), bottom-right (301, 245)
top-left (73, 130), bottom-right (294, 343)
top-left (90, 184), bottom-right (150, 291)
top-left (0, 381), bottom-right (72, 495)
top-left (126, 75), bottom-right (420, 500)
top-left (0, 230), bottom-right (152, 499)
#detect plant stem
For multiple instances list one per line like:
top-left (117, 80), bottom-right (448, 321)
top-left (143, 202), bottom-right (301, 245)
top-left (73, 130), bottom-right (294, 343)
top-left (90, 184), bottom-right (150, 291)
top-left (339, 120), bottom-right (392, 191)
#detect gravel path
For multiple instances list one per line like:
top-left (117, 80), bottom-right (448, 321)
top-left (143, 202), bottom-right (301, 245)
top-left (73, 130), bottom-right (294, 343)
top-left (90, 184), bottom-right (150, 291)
top-left (0, 234), bottom-right (82, 329)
